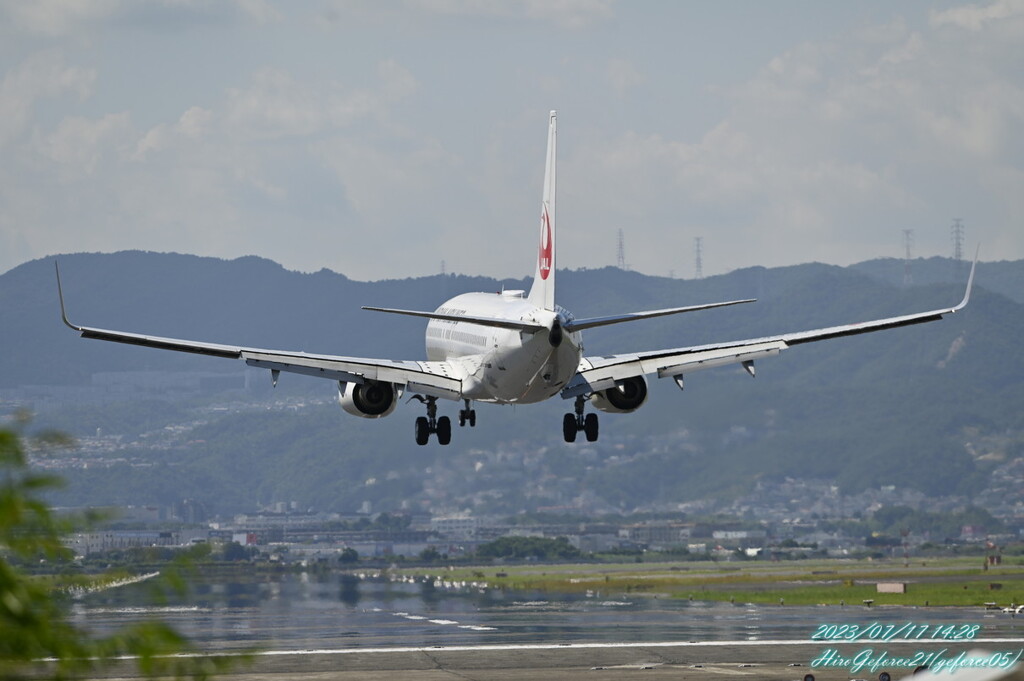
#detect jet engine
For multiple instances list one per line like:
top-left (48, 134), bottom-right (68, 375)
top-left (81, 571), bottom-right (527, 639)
top-left (589, 375), bottom-right (648, 414)
top-left (338, 380), bottom-right (398, 418)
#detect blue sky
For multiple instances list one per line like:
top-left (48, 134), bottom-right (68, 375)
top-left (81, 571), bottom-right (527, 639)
top-left (2, 1), bottom-right (1021, 280)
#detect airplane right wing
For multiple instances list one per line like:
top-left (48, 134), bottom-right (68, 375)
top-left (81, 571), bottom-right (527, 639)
top-left (562, 256), bottom-right (976, 399)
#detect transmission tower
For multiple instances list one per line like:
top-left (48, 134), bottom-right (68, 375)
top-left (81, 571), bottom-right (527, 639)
top-left (951, 219), bottom-right (965, 263)
top-left (902, 229), bottom-right (914, 286)
top-left (694, 236), bottom-right (704, 280)
top-left (616, 229), bottom-right (627, 270)
top-left (901, 527), bottom-right (910, 568)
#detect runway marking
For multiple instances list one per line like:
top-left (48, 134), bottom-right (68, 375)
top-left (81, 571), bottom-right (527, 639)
top-left (54, 638), bottom-right (1024, 665)
top-left (390, 611), bottom-right (496, 631)
top-left (248, 638), bottom-right (1024, 658)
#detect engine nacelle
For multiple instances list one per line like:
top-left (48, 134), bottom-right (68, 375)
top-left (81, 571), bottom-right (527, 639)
top-left (338, 380), bottom-right (398, 418)
top-left (589, 375), bottom-right (649, 414)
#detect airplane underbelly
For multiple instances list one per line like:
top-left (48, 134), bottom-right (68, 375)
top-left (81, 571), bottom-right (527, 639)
top-left (472, 335), bottom-right (579, 404)
top-left (518, 340), bottom-right (579, 402)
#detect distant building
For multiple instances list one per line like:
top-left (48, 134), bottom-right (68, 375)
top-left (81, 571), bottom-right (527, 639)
top-left (431, 516), bottom-right (480, 539)
top-left (712, 529), bottom-right (768, 548)
top-left (961, 525), bottom-right (987, 541)
top-left (569, 533), bottom-right (628, 553)
top-left (619, 522), bottom-right (693, 548)
top-left (67, 529), bottom-right (209, 557)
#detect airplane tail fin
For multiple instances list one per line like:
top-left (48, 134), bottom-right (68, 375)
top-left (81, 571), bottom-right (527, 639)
top-left (527, 110), bottom-right (557, 312)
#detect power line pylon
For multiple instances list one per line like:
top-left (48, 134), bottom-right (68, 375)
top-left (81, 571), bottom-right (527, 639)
top-left (902, 229), bottom-right (914, 286)
top-left (951, 219), bottom-right (965, 276)
top-left (951, 219), bottom-right (964, 262)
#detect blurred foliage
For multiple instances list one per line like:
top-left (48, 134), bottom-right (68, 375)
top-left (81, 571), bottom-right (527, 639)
top-left (0, 415), bottom-right (236, 680)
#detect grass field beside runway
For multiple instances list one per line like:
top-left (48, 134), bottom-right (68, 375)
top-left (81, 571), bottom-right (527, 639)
top-left (395, 557), bottom-right (1024, 607)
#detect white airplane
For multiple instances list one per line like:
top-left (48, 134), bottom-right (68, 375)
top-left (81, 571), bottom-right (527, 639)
top-left (57, 111), bottom-right (976, 446)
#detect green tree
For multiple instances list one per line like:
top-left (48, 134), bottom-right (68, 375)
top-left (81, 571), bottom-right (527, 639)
top-left (373, 512), bottom-right (411, 532)
top-left (476, 536), bottom-right (581, 561)
top-left (221, 542), bottom-right (255, 562)
top-left (0, 419), bottom-right (233, 679)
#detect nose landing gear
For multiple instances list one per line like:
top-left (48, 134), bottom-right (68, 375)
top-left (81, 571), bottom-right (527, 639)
top-left (563, 395), bottom-right (598, 443)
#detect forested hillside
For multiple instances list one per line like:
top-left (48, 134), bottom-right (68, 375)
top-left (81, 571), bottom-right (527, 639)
top-left (3, 252), bottom-right (1021, 515)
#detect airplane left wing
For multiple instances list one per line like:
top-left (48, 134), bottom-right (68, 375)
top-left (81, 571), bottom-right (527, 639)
top-left (56, 264), bottom-right (463, 401)
top-left (562, 257), bottom-right (976, 399)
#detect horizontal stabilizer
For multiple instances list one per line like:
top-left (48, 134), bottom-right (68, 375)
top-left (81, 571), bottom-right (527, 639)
top-left (362, 306), bottom-right (546, 333)
top-left (565, 298), bottom-right (756, 333)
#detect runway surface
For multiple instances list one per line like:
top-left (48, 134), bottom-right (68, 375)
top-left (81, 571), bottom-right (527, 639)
top-left (70, 572), bottom-right (1024, 679)
top-left (87, 638), bottom-right (1024, 681)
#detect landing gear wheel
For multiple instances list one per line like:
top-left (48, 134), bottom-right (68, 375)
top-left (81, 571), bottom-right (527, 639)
top-left (459, 400), bottom-right (477, 428)
top-left (562, 413), bottom-right (577, 443)
top-left (436, 416), bottom-right (452, 445)
top-left (563, 395), bottom-right (598, 443)
top-left (584, 413), bottom-right (599, 442)
top-left (412, 396), bottom-right (453, 445)
top-left (414, 416), bottom-right (430, 446)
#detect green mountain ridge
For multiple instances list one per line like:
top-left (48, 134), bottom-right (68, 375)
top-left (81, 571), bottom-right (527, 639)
top-left (2, 252), bottom-right (1022, 516)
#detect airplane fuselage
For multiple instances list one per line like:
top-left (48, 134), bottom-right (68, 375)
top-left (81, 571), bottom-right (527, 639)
top-left (425, 291), bottom-right (582, 404)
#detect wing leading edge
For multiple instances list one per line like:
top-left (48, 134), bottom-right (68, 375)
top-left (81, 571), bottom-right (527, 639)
top-left (562, 255), bottom-right (977, 399)
top-left (55, 263), bottom-right (463, 401)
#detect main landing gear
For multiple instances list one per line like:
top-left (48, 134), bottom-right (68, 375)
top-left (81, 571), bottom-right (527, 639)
top-left (563, 395), bottom-right (598, 443)
top-left (413, 396), bottom-right (450, 446)
top-left (412, 397), bottom-right (476, 445)
top-left (458, 399), bottom-right (476, 428)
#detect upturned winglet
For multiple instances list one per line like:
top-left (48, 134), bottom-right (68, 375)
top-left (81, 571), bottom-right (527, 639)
top-left (55, 261), bottom-right (82, 332)
top-left (953, 245), bottom-right (980, 312)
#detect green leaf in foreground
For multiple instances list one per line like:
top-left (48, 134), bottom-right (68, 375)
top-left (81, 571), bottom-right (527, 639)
top-left (0, 420), bottom-right (241, 680)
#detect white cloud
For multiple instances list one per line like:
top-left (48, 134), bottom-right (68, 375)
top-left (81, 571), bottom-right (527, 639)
top-left (377, 60), bottom-right (418, 101)
top-left (564, 9), bottom-right (1023, 273)
top-left (116, 60), bottom-right (423, 264)
top-left (0, 46), bottom-right (427, 274)
top-left (330, 0), bottom-right (614, 29)
top-left (930, 0), bottom-right (1024, 31)
top-left (0, 51), bottom-right (95, 147)
top-left (521, 0), bottom-right (614, 28)
top-left (219, 64), bottom-right (415, 141)
top-left (1, 4), bottom-right (1021, 279)
top-left (0, 0), bottom-right (281, 35)
top-left (36, 111), bottom-right (132, 176)
top-left (134, 106), bottom-right (213, 159)
top-left (0, 0), bottom-right (121, 36)
top-left (607, 58), bottom-right (645, 98)
top-left (318, 135), bottom-right (455, 229)
top-left (232, 0), bottom-right (283, 25)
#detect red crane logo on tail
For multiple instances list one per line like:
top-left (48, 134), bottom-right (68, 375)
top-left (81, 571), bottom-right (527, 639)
top-left (539, 204), bottom-right (552, 280)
